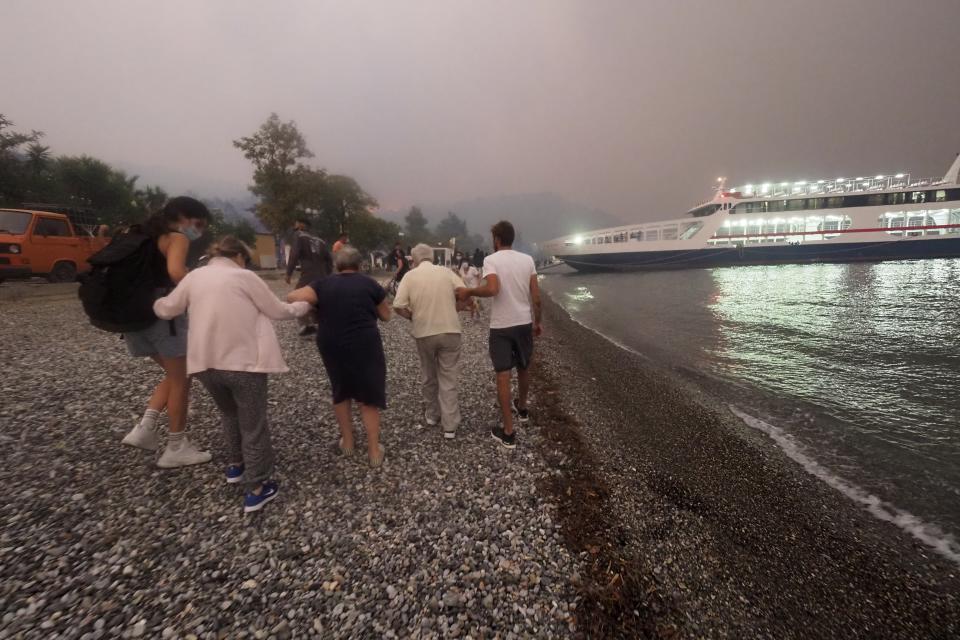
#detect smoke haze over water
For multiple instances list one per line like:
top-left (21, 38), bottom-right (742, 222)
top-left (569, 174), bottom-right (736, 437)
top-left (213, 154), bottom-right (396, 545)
top-left (4, 0), bottom-right (960, 225)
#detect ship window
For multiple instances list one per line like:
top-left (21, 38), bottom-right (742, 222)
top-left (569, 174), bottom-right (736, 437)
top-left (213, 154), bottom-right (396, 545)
top-left (690, 203), bottom-right (721, 217)
top-left (886, 192), bottom-right (907, 205)
top-left (629, 230), bottom-right (642, 241)
top-left (787, 198), bottom-right (806, 211)
top-left (948, 209), bottom-right (960, 233)
top-left (826, 197), bottom-right (843, 208)
top-left (662, 226), bottom-right (678, 240)
top-left (843, 194), bottom-right (867, 207)
top-left (867, 194), bottom-right (885, 206)
top-left (934, 190), bottom-right (947, 202)
top-left (604, 235), bottom-right (612, 244)
top-left (645, 229), bottom-right (659, 241)
top-left (911, 191), bottom-right (927, 204)
top-left (679, 222), bottom-right (703, 240)
top-left (808, 198), bottom-right (823, 210)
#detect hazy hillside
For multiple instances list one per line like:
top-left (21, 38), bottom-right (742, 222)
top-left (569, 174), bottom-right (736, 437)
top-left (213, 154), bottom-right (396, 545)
top-left (381, 193), bottom-right (623, 244)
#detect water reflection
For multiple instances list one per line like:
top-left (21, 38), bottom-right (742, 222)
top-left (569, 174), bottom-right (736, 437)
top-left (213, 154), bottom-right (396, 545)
top-left (542, 259), bottom-right (960, 533)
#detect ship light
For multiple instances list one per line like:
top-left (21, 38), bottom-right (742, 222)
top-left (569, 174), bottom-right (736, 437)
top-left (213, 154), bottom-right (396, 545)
top-left (817, 180), bottom-right (825, 184)
top-left (875, 175), bottom-right (884, 179)
top-left (895, 173), bottom-right (905, 178)
top-left (794, 181), bottom-right (807, 185)
top-left (572, 235), bottom-right (583, 245)
top-left (744, 184), bottom-right (754, 195)
top-left (836, 177), bottom-right (845, 182)
top-left (761, 183), bottom-right (771, 193)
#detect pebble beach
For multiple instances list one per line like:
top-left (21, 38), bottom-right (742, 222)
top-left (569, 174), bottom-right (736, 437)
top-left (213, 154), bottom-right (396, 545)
top-left (1, 277), bottom-right (959, 639)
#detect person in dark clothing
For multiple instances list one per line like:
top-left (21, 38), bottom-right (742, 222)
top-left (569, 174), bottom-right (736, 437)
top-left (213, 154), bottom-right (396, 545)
top-left (288, 247), bottom-right (392, 468)
top-left (392, 244), bottom-right (411, 283)
top-left (472, 248), bottom-right (484, 269)
top-left (285, 218), bottom-right (333, 335)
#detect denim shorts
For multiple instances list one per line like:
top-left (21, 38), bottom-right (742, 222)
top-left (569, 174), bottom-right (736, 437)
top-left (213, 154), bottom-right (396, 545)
top-left (124, 315), bottom-right (188, 359)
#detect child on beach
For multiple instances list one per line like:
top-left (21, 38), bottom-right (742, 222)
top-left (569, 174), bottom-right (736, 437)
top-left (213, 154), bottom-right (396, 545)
top-left (153, 236), bottom-right (311, 512)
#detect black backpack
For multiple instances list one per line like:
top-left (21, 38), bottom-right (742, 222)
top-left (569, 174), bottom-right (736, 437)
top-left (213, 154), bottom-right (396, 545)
top-left (79, 229), bottom-right (164, 333)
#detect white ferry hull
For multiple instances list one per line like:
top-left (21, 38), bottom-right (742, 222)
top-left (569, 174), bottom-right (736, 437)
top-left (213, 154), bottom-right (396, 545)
top-left (556, 235), bottom-right (960, 272)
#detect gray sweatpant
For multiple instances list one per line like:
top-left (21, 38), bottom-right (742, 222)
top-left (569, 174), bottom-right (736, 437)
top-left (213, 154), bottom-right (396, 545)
top-left (195, 370), bottom-right (273, 490)
top-left (416, 333), bottom-right (462, 433)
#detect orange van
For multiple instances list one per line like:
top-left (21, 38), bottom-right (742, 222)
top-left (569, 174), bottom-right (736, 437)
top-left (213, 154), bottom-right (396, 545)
top-left (0, 208), bottom-right (108, 283)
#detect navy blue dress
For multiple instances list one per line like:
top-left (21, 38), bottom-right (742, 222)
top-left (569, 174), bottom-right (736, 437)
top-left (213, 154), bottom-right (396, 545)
top-left (310, 273), bottom-right (387, 409)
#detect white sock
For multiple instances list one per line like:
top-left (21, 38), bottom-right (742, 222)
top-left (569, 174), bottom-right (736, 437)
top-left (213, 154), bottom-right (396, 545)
top-left (140, 409), bottom-right (160, 430)
top-left (168, 431), bottom-right (185, 447)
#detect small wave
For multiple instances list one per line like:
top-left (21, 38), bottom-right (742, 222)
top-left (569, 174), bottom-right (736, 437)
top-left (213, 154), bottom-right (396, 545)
top-left (730, 406), bottom-right (960, 566)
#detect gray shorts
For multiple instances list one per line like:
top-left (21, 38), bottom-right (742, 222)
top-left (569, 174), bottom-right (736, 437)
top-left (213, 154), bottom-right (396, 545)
top-left (124, 315), bottom-right (188, 359)
top-left (489, 323), bottom-right (534, 372)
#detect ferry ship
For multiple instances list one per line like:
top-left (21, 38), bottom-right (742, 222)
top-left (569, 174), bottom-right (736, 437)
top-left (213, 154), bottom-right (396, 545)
top-left (544, 155), bottom-right (960, 271)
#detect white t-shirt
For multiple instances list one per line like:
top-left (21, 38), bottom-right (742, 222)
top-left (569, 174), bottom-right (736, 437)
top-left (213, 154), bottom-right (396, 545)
top-left (482, 249), bottom-right (537, 329)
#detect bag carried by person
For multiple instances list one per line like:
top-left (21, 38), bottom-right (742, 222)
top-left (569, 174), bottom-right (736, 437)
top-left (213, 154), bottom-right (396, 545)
top-left (78, 228), bottom-right (163, 333)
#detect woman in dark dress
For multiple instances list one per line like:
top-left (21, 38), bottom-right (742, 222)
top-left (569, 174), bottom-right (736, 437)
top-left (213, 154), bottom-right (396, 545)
top-left (289, 247), bottom-right (392, 467)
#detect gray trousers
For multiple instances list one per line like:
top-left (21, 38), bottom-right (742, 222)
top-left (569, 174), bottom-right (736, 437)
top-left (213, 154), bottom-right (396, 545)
top-left (196, 370), bottom-right (273, 490)
top-left (416, 333), bottom-right (462, 432)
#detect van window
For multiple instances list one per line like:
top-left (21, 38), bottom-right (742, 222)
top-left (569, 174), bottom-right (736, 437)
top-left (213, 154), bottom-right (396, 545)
top-left (34, 217), bottom-right (71, 237)
top-left (0, 211), bottom-right (32, 234)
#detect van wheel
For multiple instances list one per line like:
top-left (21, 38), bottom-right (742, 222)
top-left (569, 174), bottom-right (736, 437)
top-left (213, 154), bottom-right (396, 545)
top-left (49, 261), bottom-right (78, 283)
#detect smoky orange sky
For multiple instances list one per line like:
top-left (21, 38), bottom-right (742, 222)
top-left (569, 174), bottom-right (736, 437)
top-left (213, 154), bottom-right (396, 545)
top-left (4, 0), bottom-right (960, 222)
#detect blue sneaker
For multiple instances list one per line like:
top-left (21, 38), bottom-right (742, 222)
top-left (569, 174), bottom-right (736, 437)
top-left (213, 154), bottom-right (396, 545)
top-left (244, 481), bottom-right (279, 513)
top-left (225, 464), bottom-right (245, 484)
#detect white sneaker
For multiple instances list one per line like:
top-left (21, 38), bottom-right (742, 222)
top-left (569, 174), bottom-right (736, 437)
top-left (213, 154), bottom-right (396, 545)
top-left (121, 423), bottom-right (160, 451)
top-left (157, 437), bottom-right (213, 468)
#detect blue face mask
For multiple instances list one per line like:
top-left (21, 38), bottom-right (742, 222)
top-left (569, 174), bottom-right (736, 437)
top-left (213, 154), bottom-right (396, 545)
top-left (181, 224), bottom-right (203, 242)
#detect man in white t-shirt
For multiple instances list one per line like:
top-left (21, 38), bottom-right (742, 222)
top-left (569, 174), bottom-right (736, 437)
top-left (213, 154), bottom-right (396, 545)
top-left (457, 220), bottom-right (541, 449)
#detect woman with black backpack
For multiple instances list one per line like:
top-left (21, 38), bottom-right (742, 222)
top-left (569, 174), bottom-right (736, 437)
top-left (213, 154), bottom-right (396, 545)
top-left (120, 196), bottom-right (213, 468)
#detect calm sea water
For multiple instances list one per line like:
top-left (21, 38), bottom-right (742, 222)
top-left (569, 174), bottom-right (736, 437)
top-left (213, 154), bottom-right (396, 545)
top-left (541, 259), bottom-right (960, 557)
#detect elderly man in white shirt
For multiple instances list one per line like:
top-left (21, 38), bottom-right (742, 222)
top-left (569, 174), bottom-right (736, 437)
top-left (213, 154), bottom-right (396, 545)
top-left (393, 243), bottom-right (467, 439)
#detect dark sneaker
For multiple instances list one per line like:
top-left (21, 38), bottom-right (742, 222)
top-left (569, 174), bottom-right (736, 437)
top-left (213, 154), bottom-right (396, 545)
top-left (225, 464), bottom-right (245, 484)
top-left (299, 325), bottom-right (317, 336)
top-left (491, 426), bottom-right (516, 449)
top-left (244, 481), bottom-right (279, 513)
top-left (512, 399), bottom-right (529, 425)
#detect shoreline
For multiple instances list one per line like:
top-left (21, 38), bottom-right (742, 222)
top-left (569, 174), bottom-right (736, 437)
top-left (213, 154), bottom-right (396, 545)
top-left (533, 292), bottom-right (960, 637)
top-left (2, 280), bottom-right (958, 638)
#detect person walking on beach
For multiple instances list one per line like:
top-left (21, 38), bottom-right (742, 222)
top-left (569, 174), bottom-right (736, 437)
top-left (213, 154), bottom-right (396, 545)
top-left (393, 244), bottom-right (466, 439)
top-left (153, 236), bottom-right (311, 512)
top-left (458, 257), bottom-right (482, 319)
top-left (332, 232), bottom-right (349, 254)
top-left (457, 221), bottom-right (541, 449)
top-left (288, 247), bottom-right (392, 467)
top-left (119, 196), bottom-right (214, 468)
top-left (285, 218), bottom-right (333, 336)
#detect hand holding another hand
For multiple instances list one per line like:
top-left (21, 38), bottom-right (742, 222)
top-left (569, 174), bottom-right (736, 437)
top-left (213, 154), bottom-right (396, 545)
top-left (455, 287), bottom-right (471, 302)
top-left (291, 301), bottom-right (312, 317)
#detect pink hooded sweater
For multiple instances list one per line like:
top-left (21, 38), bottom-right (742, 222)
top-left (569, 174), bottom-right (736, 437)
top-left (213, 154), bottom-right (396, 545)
top-left (153, 257), bottom-right (310, 375)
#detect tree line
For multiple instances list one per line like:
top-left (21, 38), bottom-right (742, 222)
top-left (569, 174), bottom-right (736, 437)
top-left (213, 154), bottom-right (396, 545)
top-left (1, 112), bottom-right (488, 254)
top-left (233, 113), bottom-right (487, 254)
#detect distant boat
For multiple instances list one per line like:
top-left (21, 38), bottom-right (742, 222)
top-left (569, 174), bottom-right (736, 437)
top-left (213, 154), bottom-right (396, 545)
top-left (544, 155), bottom-right (960, 271)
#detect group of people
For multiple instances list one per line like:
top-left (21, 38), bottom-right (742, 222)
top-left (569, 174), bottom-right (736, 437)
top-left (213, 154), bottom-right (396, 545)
top-left (116, 197), bottom-right (541, 514)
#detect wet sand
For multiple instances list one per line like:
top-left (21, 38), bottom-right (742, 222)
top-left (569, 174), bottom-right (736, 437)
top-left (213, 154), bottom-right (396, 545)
top-left (532, 293), bottom-right (959, 638)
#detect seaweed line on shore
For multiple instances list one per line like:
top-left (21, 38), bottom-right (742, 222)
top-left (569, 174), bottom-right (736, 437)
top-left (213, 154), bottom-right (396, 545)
top-left (531, 358), bottom-right (681, 638)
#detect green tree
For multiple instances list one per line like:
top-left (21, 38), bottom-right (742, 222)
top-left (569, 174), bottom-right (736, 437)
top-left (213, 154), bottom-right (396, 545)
top-left (347, 210), bottom-right (402, 253)
top-left (208, 207), bottom-right (258, 246)
top-left (0, 115), bottom-right (43, 206)
top-left (434, 211), bottom-right (469, 247)
top-left (312, 174), bottom-right (378, 241)
top-left (50, 156), bottom-right (142, 226)
top-left (233, 113), bottom-right (317, 233)
top-left (404, 206), bottom-right (432, 245)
